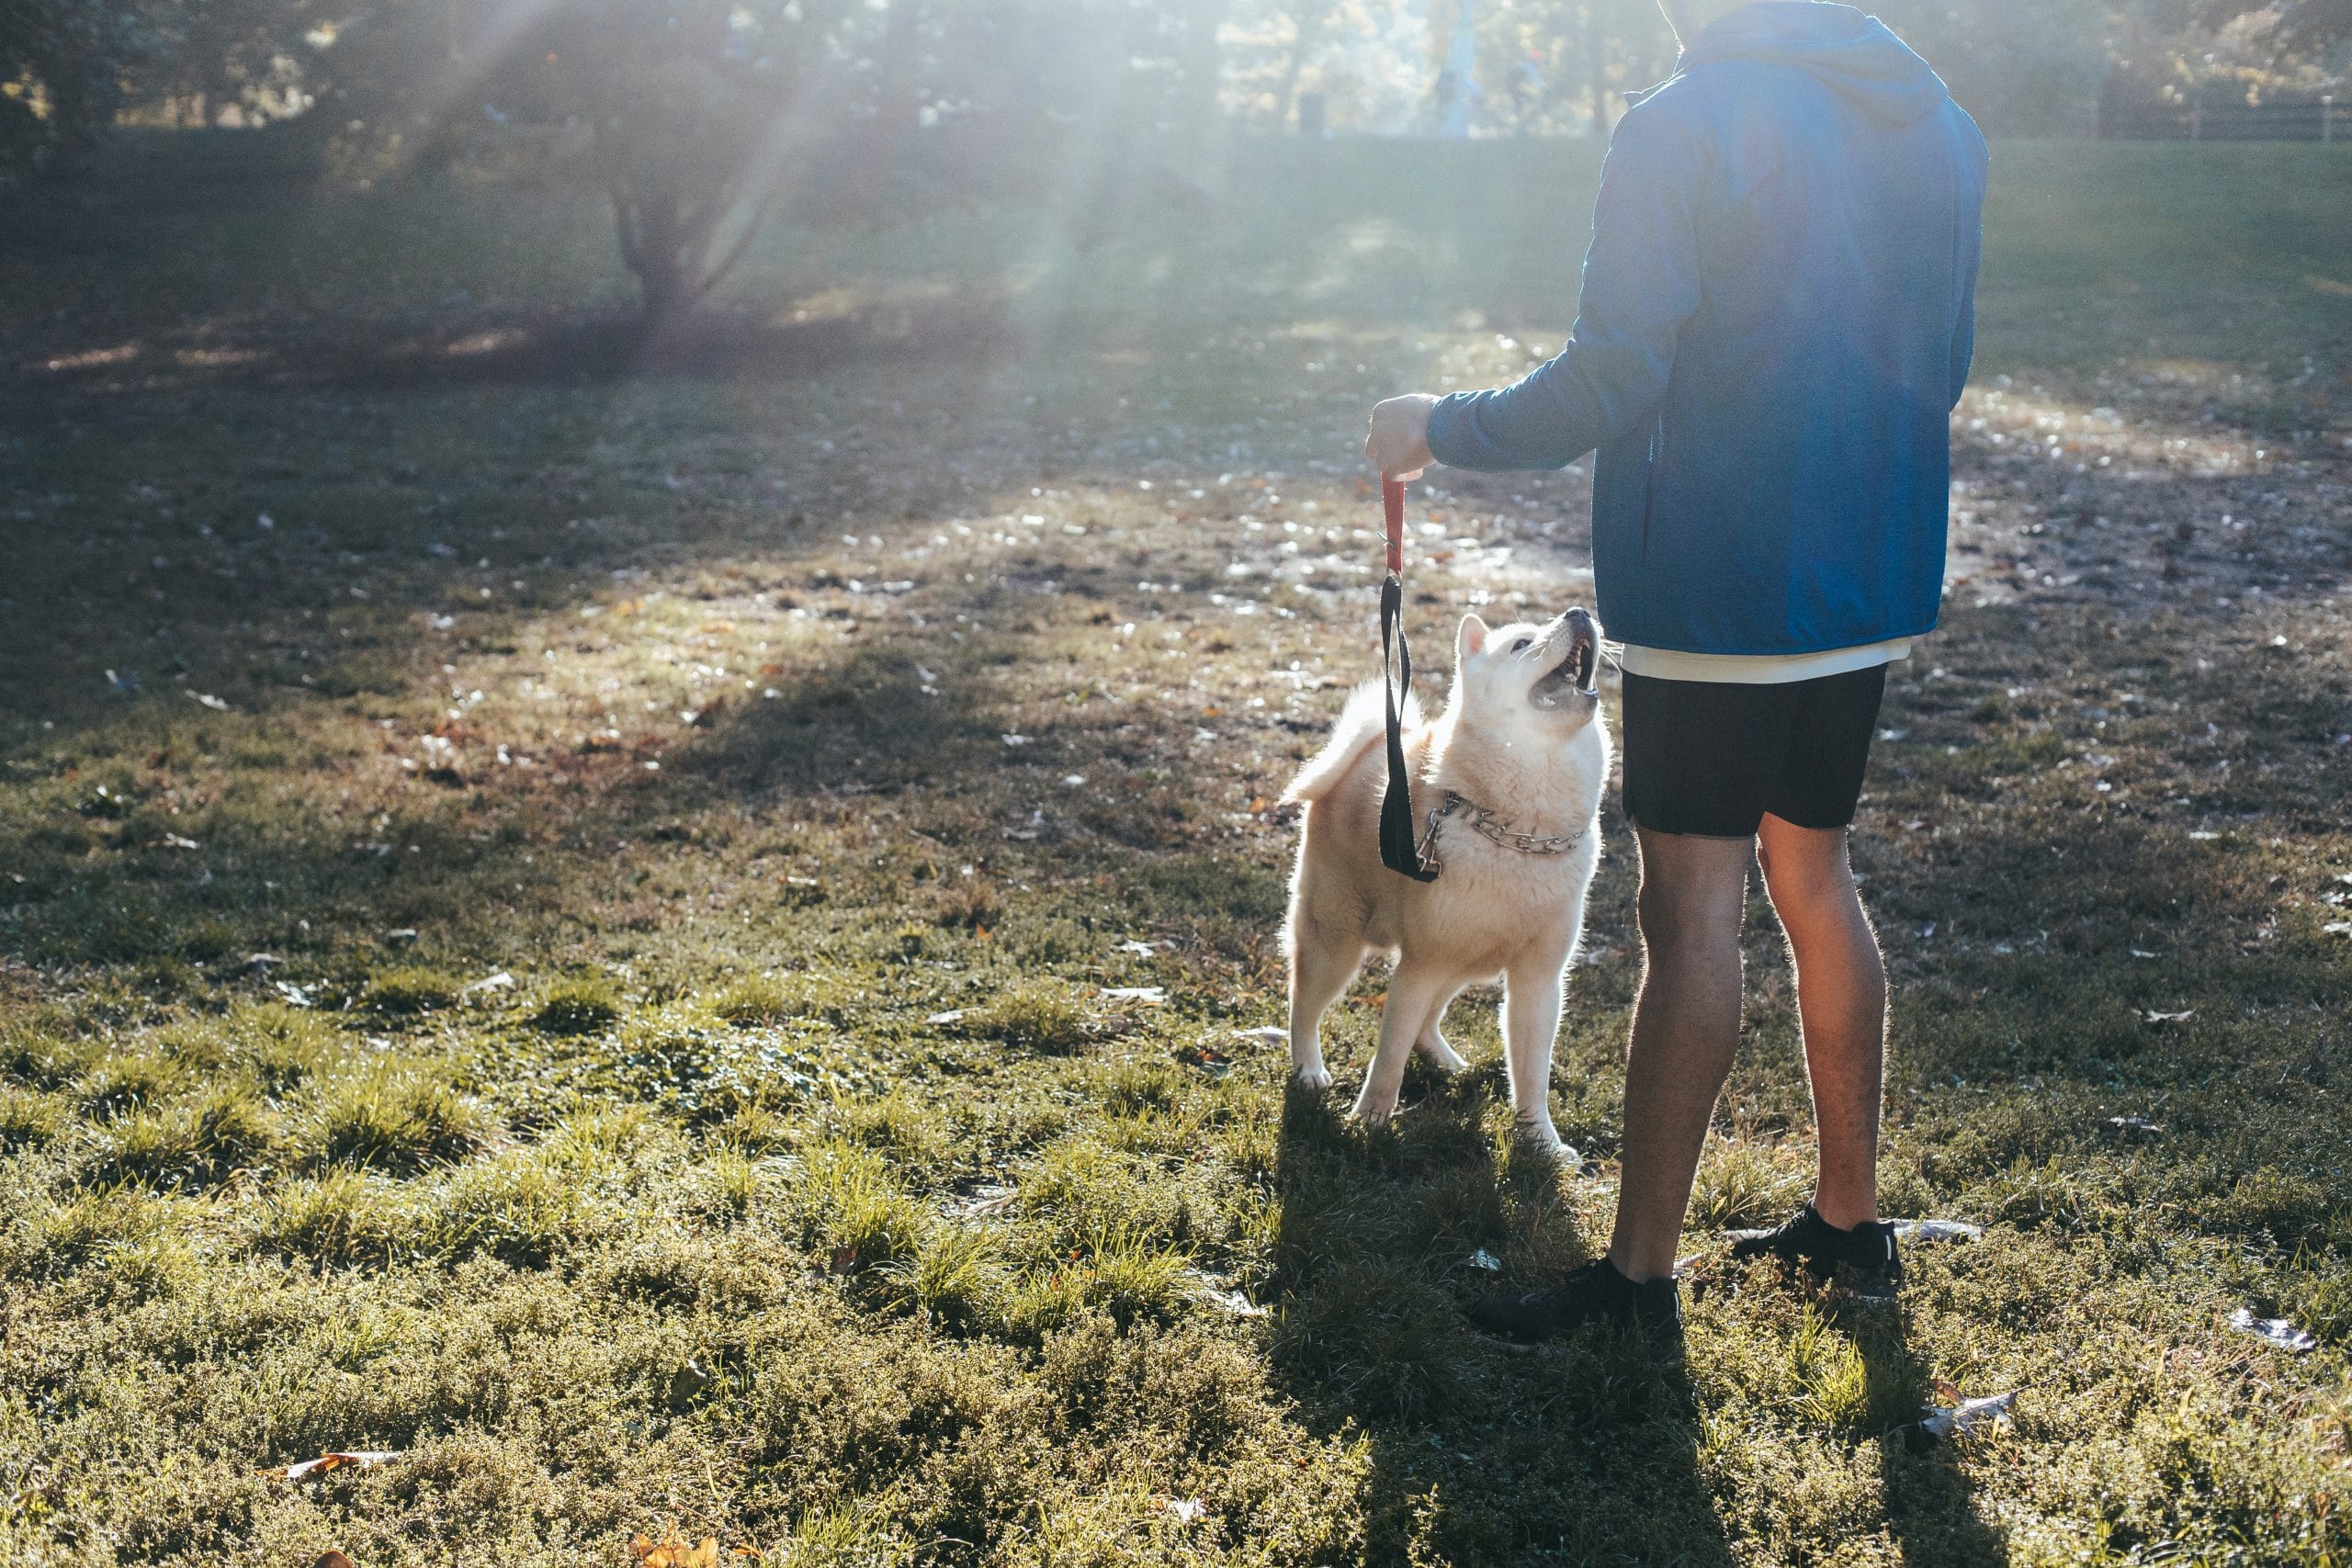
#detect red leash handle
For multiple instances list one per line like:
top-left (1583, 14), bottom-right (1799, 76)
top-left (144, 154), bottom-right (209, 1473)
top-left (1383, 477), bottom-right (1407, 576)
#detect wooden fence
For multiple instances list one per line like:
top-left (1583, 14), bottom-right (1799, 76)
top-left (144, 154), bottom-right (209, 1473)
top-left (2099, 93), bottom-right (2343, 142)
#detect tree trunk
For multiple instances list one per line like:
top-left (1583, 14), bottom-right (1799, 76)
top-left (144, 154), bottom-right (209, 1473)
top-left (1274, 7), bottom-right (1325, 130)
top-left (876, 0), bottom-right (924, 137)
top-left (1587, 2), bottom-right (1612, 140)
top-left (617, 187), bottom-right (687, 321)
top-left (1177, 0), bottom-right (1229, 146)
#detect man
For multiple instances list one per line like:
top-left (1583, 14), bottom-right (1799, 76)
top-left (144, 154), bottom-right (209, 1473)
top-left (1364, 0), bottom-right (1986, 1343)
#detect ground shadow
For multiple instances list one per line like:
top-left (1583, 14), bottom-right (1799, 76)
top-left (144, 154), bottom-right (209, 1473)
top-left (1269, 1066), bottom-right (1736, 1564)
top-left (1848, 1305), bottom-right (2012, 1568)
top-left (322, 297), bottom-right (1027, 391)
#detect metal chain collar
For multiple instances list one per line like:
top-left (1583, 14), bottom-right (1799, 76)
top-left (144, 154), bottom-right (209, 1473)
top-left (1414, 790), bottom-right (1587, 878)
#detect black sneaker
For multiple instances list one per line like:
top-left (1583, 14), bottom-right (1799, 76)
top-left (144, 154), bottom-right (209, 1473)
top-left (1466, 1259), bottom-right (1684, 1347)
top-left (1726, 1203), bottom-right (1903, 1302)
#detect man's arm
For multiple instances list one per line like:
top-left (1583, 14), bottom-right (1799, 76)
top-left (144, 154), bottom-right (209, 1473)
top-left (1421, 105), bottom-right (1709, 473)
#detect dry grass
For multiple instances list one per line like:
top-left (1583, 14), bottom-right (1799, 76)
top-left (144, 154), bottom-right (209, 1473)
top-left (0, 136), bottom-right (2345, 1564)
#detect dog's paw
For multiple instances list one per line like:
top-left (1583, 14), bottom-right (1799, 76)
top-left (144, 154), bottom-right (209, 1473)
top-left (1414, 1036), bottom-right (1471, 1076)
top-left (1517, 1122), bottom-right (1579, 1168)
top-left (1291, 1064), bottom-right (1335, 1093)
top-left (1349, 1089), bottom-right (1400, 1126)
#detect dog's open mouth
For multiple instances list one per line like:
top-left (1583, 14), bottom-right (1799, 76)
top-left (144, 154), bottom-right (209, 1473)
top-left (1529, 611), bottom-right (1600, 710)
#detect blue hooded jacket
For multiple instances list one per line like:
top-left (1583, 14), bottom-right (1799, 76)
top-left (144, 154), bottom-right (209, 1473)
top-left (1425, 2), bottom-right (1987, 656)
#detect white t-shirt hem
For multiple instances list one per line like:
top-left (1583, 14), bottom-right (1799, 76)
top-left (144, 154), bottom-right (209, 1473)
top-left (1615, 637), bottom-right (1915, 686)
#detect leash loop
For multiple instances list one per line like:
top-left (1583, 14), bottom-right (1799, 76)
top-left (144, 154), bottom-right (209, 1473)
top-left (1378, 478), bottom-right (1439, 882)
top-left (1384, 476), bottom-right (1406, 576)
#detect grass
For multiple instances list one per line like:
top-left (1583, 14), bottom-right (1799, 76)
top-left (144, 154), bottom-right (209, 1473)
top-left (529, 975), bottom-right (626, 1035)
top-left (0, 130), bottom-right (2345, 1563)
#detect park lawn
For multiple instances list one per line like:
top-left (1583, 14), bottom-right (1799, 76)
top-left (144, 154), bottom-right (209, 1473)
top-left (0, 136), bottom-right (2348, 1565)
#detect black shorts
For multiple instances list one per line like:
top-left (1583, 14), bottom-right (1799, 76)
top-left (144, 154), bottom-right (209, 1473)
top-left (1619, 664), bottom-right (1889, 839)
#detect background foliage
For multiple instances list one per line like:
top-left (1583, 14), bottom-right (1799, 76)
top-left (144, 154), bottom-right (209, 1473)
top-left (5, 1), bottom-right (2346, 304)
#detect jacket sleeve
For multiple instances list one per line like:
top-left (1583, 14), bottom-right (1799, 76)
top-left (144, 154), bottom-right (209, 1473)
top-left (1948, 199), bottom-right (1983, 412)
top-left (1427, 102), bottom-right (1708, 472)
top-left (1947, 122), bottom-right (1988, 411)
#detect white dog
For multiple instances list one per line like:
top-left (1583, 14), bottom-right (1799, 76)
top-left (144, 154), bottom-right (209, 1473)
top-left (1280, 607), bottom-right (1606, 1160)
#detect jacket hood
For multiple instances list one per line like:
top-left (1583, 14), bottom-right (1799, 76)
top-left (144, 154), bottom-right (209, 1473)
top-left (1678, 2), bottom-right (1951, 126)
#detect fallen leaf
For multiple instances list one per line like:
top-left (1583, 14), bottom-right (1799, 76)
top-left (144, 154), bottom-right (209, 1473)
top-left (461, 971), bottom-right (515, 996)
top-left (1101, 986), bottom-right (1165, 1004)
top-left (631, 1529), bottom-right (723, 1568)
top-left (188, 691), bottom-right (232, 712)
top-left (1115, 940), bottom-right (1159, 957)
top-left (1891, 1219), bottom-right (1984, 1246)
top-left (1197, 1284), bottom-right (1271, 1318)
top-left (2230, 1307), bottom-right (2317, 1352)
top-left (313, 1553), bottom-right (356, 1568)
top-left (2104, 1115), bottom-right (2165, 1139)
top-left (1153, 1496), bottom-right (1208, 1525)
top-left (155, 833), bottom-right (201, 850)
top-left (2139, 1010), bottom-right (2194, 1025)
top-left (926, 1009), bottom-right (967, 1025)
top-left (956, 1184), bottom-right (1017, 1216)
top-left (1468, 1249), bottom-right (1502, 1271)
top-left (1917, 1390), bottom-right (2018, 1441)
top-left (277, 1450), bottom-right (402, 1482)
top-left (1233, 1026), bottom-right (1289, 1043)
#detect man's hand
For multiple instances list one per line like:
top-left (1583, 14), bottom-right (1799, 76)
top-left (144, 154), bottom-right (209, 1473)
top-left (1365, 394), bottom-right (1439, 480)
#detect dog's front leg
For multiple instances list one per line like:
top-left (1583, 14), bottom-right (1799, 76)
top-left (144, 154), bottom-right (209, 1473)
top-left (1286, 930), bottom-right (1363, 1093)
top-left (1412, 984), bottom-right (1471, 1075)
top-left (1351, 965), bottom-right (1447, 1126)
top-left (1501, 956), bottom-right (1575, 1163)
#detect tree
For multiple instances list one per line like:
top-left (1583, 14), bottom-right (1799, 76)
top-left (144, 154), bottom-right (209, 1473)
top-left (2202, 0), bottom-right (2352, 51)
top-left (1270, 0), bottom-right (1342, 129)
top-left (301, 0), bottom-right (868, 316)
top-left (1867, 0), bottom-right (2115, 135)
top-left (0, 0), bottom-right (173, 175)
top-left (545, 0), bottom-right (866, 318)
top-left (1464, 0), bottom-right (1671, 138)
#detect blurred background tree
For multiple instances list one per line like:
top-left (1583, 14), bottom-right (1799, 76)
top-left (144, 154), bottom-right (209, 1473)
top-left (1, 0), bottom-right (176, 173)
top-left (3, 0), bottom-right (2342, 299)
top-left (1868, 0), bottom-right (2116, 135)
top-left (528, 0), bottom-right (863, 319)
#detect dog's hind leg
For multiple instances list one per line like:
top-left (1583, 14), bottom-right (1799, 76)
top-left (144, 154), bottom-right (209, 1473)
top-left (1286, 926), bottom-right (1363, 1093)
top-left (1352, 964), bottom-right (1448, 1126)
top-left (1500, 956), bottom-right (1575, 1164)
top-left (1412, 984), bottom-right (1471, 1076)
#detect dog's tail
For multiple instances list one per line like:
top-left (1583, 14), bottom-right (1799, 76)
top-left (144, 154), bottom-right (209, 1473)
top-left (1281, 679), bottom-right (1420, 806)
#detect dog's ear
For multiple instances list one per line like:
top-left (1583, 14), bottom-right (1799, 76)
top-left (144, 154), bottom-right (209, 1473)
top-left (1456, 614), bottom-right (1489, 664)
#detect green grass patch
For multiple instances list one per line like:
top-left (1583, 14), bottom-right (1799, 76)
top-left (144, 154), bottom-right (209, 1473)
top-left (358, 965), bottom-right (463, 1016)
top-left (0, 135), bottom-right (2343, 1562)
top-left (529, 976), bottom-right (626, 1036)
top-left (309, 1068), bottom-right (490, 1172)
top-left (962, 982), bottom-right (1093, 1055)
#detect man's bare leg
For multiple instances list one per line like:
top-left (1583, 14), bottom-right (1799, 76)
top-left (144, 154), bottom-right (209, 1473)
top-left (1606, 829), bottom-right (1755, 1283)
top-left (1757, 814), bottom-right (1886, 1230)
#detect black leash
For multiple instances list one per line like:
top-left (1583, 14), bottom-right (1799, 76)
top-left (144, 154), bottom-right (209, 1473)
top-left (1379, 477), bottom-right (1439, 883)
